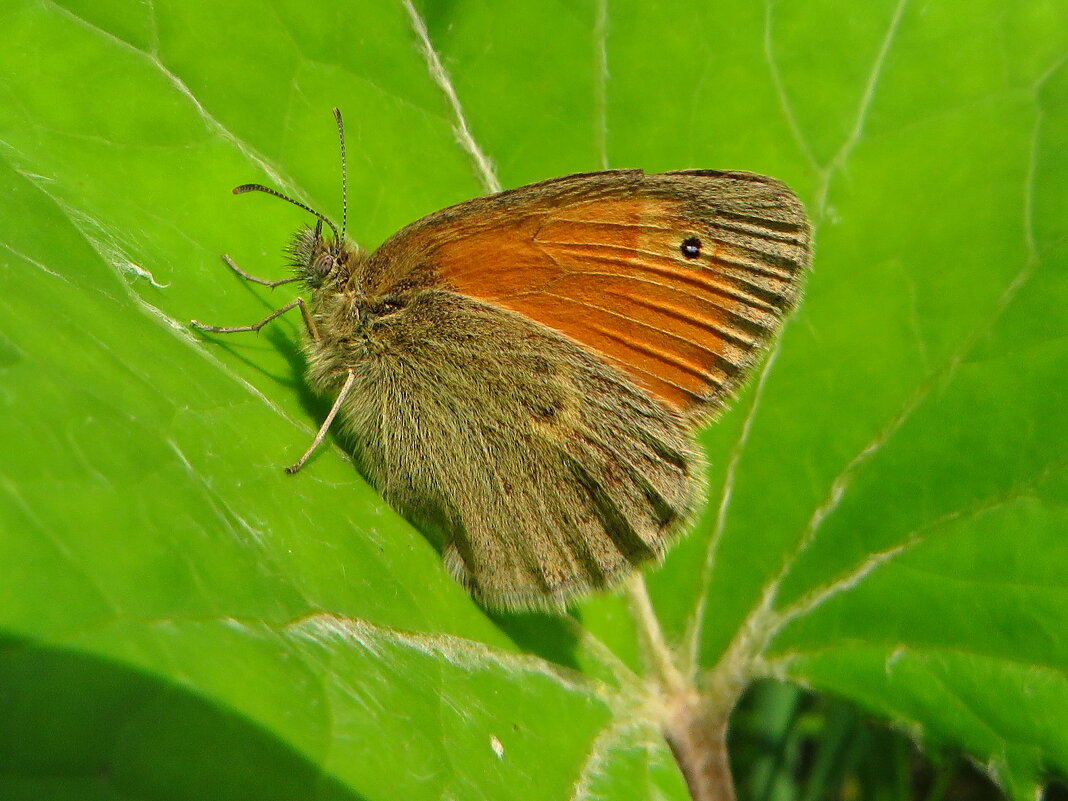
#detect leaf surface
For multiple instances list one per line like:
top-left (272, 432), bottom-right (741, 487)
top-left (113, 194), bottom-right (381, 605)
top-left (0, 1), bottom-right (1065, 798)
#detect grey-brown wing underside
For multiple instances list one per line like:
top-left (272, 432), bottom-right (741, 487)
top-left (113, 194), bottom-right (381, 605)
top-left (340, 289), bottom-right (702, 611)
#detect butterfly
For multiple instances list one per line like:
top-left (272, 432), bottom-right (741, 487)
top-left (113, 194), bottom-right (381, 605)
top-left (193, 110), bottom-right (812, 612)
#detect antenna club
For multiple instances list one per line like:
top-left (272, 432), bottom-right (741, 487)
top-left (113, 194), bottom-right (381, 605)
top-left (233, 183), bottom-right (266, 195)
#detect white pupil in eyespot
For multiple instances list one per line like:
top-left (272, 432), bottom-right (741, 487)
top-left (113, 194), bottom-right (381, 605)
top-left (680, 237), bottom-right (702, 259)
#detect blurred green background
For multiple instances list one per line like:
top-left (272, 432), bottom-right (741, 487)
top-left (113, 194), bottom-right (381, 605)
top-left (0, 1), bottom-right (1066, 799)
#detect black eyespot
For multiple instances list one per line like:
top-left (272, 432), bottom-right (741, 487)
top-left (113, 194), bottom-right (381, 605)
top-left (681, 237), bottom-right (702, 259)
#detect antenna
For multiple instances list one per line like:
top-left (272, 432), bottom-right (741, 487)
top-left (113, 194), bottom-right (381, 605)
top-left (332, 107), bottom-right (348, 242)
top-left (232, 183), bottom-right (340, 243)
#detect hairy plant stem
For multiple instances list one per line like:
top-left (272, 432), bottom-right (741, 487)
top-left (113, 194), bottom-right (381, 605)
top-left (626, 576), bottom-right (741, 801)
top-left (664, 692), bottom-right (736, 801)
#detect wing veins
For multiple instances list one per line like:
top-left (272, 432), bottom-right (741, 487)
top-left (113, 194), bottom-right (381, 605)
top-left (706, 251), bottom-right (799, 282)
top-left (539, 291), bottom-right (743, 382)
top-left (505, 269), bottom-right (780, 331)
top-left (541, 232), bottom-right (802, 284)
top-left (606, 358), bottom-right (708, 400)
top-left (705, 220), bottom-right (808, 245)
top-left (714, 208), bottom-right (808, 232)
top-left (499, 268), bottom-right (777, 337)
top-left (699, 236), bottom-right (808, 272)
top-left (585, 320), bottom-right (723, 384)
top-left (603, 289), bottom-right (759, 348)
top-left (547, 252), bottom-right (784, 314)
top-left (543, 218), bottom-right (677, 233)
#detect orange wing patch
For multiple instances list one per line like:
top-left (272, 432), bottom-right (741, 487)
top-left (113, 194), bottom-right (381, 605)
top-left (432, 190), bottom-right (807, 414)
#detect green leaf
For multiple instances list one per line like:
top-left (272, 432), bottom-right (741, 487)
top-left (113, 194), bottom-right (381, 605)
top-left (1, 1), bottom-right (1065, 799)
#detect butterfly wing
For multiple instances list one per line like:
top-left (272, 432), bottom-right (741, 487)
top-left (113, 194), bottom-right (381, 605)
top-left (352, 170), bottom-right (810, 608)
top-left (365, 169), bottom-right (812, 421)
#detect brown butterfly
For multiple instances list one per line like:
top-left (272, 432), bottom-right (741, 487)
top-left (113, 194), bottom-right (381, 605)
top-left (193, 110), bottom-right (811, 612)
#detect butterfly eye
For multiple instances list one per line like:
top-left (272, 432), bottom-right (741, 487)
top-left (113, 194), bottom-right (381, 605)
top-left (680, 237), bottom-right (702, 260)
top-left (313, 253), bottom-right (334, 276)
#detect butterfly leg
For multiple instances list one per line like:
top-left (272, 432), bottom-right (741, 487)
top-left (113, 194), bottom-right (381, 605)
top-left (285, 369), bottom-right (357, 474)
top-left (220, 253), bottom-right (302, 288)
top-left (191, 296), bottom-right (319, 340)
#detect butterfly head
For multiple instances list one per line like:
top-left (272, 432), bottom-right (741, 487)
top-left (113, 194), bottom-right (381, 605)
top-left (286, 221), bottom-right (363, 289)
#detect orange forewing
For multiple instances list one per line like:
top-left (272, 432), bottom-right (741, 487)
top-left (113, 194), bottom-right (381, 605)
top-left (370, 170), bottom-right (811, 417)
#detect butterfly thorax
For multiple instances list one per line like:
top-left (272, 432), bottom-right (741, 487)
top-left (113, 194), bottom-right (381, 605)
top-left (299, 257), bottom-right (424, 402)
